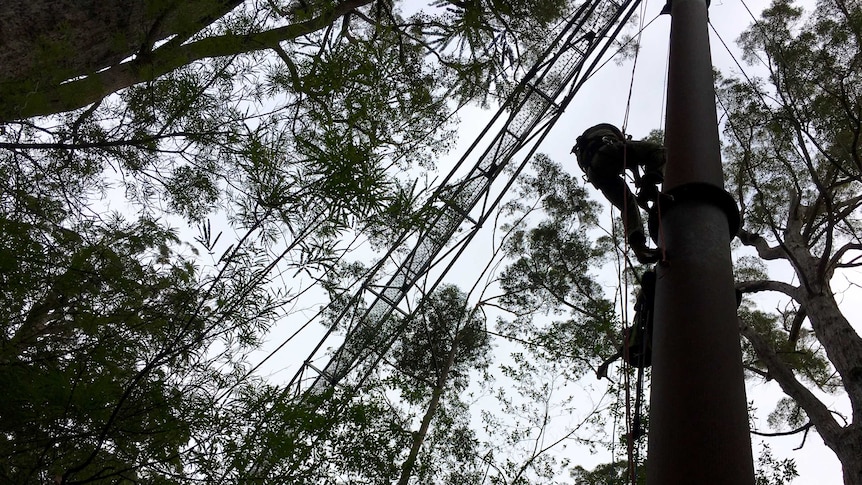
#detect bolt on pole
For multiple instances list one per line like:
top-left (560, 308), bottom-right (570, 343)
top-left (646, 0), bottom-right (755, 483)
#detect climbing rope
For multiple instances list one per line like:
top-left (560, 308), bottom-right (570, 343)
top-left (619, 0), bottom-right (651, 480)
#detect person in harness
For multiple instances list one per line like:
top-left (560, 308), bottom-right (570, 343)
top-left (572, 123), bottom-right (665, 264)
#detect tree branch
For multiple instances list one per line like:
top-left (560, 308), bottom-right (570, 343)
top-left (752, 421), bottom-right (814, 450)
top-left (739, 320), bottom-right (843, 445)
top-left (744, 364), bottom-right (770, 380)
top-left (0, 131), bottom-right (230, 150)
top-left (750, 421), bottom-right (814, 437)
top-left (0, 0), bottom-right (373, 122)
top-left (596, 349), bottom-right (622, 380)
top-left (737, 228), bottom-right (786, 260)
top-left (827, 242), bottom-right (862, 274)
top-left (736, 279), bottom-right (801, 301)
top-left (788, 305), bottom-right (807, 345)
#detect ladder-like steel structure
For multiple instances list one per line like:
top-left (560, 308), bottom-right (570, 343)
top-left (287, 0), bottom-right (640, 397)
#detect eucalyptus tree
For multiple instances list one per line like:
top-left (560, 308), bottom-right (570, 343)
top-left (388, 284), bottom-right (491, 485)
top-left (718, 0), bottom-right (862, 482)
top-left (233, 284), bottom-right (490, 484)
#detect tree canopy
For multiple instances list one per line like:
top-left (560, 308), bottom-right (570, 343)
top-left (0, 0), bottom-right (568, 121)
top-left (719, 0), bottom-right (862, 481)
top-left (0, 0), bottom-right (575, 482)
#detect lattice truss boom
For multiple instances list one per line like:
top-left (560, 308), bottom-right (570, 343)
top-left (289, 0), bottom-right (640, 398)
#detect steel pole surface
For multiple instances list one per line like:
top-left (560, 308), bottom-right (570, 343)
top-left (646, 0), bottom-right (755, 483)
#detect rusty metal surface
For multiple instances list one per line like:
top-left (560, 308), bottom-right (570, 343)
top-left (647, 0), bottom-right (755, 482)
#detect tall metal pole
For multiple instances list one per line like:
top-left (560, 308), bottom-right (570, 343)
top-left (647, 0), bottom-right (755, 482)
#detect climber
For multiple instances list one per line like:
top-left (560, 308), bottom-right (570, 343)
top-left (572, 123), bottom-right (665, 263)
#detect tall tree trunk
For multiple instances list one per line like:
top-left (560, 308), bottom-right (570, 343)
top-left (740, 201), bottom-right (862, 484)
top-left (396, 331), bottom-right (463, 485)
top-left (802, 291), bottom-right (862, 485)
top-left (740, 317), bottom-right (862, 485)
top-left (803, 291), bottom-right (862, 422)
top-left (834, 435), bottom-right (862, 485)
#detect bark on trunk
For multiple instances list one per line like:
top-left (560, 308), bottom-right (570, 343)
top-left (739, 204), bottom-right (862, 484)
top-left (0, 0), bottom-right (242, 86)
top-left (782, 201), bottom-right (862, 422)
top-left (0, 0), bottom-right (372, 121)
top-left (803, 291), bottom-right (862, 423)
top-left (835, 430), bottom-right (862, 485)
